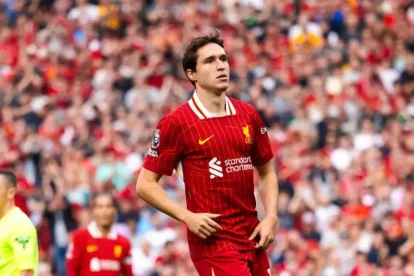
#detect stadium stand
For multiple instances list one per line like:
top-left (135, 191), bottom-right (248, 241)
top-left (1, 0), bottom-right (414, 275)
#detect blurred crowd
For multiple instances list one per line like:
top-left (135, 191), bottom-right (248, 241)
top-left (1, 0), bottom-right (414, 275)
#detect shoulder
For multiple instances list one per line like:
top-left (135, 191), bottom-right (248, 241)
top-left (72, 228), bottom-right (90, 241)
top-left (4, 211), bottom-right (37, 247)
top-left (116, 234), bottom-right (131, 247)
top-left (157, 103), bottom-right (194, 129)
top-left (10, 208), bottom-right (36, 233)
top-left (228, 97), bottom-right (257, 116)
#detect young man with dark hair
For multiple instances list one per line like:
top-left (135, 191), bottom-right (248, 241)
top-left (0, 170), bottom-right (38, 276)
top-left (137, 30), bottom-right (279, 276)
top-left (66, 193), bottom-right (133, 276)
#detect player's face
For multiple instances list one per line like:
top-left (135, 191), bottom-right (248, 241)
top-left (93, 195), bottom-right (116, 228)
top-left (188, 43), bottom-right (230, 94)
top-left (0, 177), bottom-right (15, 212)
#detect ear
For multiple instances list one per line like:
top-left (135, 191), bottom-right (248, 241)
top-left (186, 69), bottom-right (197, 83)
top-left (7, 187), bottom-right (16, 200)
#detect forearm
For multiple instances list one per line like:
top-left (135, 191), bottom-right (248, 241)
top-left (260, 171), bottom-right (279, 219)
top-left (137, 179), bottom-right (190, 223)
top-left (20, 270), bottom-right (33, 276)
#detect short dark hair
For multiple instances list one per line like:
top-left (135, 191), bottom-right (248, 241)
top-left (182, 29), bottom-right (224, 86)
top-left (0, 170), bottom-right (17, 188)
top-left (91, 193), bottom-right (117, 208)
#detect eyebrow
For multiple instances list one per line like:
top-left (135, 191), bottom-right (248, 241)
top-left (203, 54), bottom-right (227, 62)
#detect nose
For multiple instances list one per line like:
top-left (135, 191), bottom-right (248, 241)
top-left (217, 60), bottom-right (225, 71)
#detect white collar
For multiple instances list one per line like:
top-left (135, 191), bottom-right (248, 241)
top-left (188, 90), bottom-right (236, 119)
top-left (87, 221), bottom-right (118, 240)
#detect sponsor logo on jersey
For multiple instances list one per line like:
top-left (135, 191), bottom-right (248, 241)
top-left (209, 157), bottom-right (223, 179)
top-left (15, 236), bottom-right (30, 249)
top-left (148, 149), bottom-right (158, 157)
top-left (114, 245), bottom-right (122, 258)
top-left (151, 129), bottom-right (160, 148)
top-left (242, 125), bottom-right (252, 144)
top-left (90, 258), bottom-right (121, 272)
top-left (90, 258), bottom-right (100, 272)
top-left (224, 157), bottom-right (253, 173)
top-left (209, 156), bottom-right (253, 178)
top-left (199, 135), bottom-right (214, 145)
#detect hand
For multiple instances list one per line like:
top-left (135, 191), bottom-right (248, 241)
top-left (183, 212), bottom-right (223, 240)
top-left (249, 216), bottom-right (278, 249)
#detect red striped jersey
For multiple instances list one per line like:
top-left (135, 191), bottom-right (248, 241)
top-left (66, 222), bottom-right (132, 276)
top-left (143, 91), bottom-right (274, 260)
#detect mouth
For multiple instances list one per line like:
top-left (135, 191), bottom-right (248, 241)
top-left (217, 74), bottom-right (228, 80)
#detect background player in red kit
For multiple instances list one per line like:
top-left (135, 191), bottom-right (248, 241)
top-left (66, 193), bottom-right (132, 276)
top-left (137, 30), bottom-right (279, 276)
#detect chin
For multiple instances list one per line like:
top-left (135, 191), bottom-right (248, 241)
top-left (101, 222), bottom-right (113, 228)
top-left (213, 84), bottom-right (229, 94)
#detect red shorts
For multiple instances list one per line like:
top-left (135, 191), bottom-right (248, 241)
top-left (193, 250), bottom-right (270, 276)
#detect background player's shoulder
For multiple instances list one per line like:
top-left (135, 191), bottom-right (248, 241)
top-left (227, 97), bottom-right (256, 115)
top-left (116, 233), bottom-right (131, 246)
top-left (72, 227), bottom-right (90, 240)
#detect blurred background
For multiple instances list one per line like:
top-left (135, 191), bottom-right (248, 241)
top-left (0, 0), bottom-right (414, 275)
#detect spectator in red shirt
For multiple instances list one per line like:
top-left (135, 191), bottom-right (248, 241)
top-left (155, 240), bottom-right (180, 267)
top-left (351, 251), bottom-right (376, 276)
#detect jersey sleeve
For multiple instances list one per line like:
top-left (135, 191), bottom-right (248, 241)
top-left (9, 223), bottom-right (38, 272)
top-left (66, 231), bottom-right (82, 276)
top-left (143, 116), bottom-right (183, 176)
top-left (251, 109), bottom-right (274, 166)
top-left (121, 241), bottom-right (133, 276)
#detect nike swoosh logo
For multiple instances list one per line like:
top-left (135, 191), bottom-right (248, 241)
top-left (199, 135), bottom-right (214, 145)
top-left (87, 246), bottom-right (98, 253)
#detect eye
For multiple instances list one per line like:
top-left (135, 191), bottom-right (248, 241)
top-left (221, 56), bottom-right (228, 62)
top-left (206, 58), bottom-right (214, 64)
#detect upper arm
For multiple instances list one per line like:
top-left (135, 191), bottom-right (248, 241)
top-left (10, 225), bottom-right (38, 272)
top-left (66, 231), bottom-right (82, 275)
top-left (137, 168), bottom-right (163, 189)
top-left (141, 116), bottom-right (183, 176)
top-left (121, 241), bottom-right (133, 276)
top-left (250, 108), bottom-right (274, 166)
top-left (255, 160), bottom-right (276, 178)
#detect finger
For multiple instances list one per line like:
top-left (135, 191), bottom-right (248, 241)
top-left (249, 226), bottom-right (260, 240)
top-left (197, 231), bottom-right (207, 239)
top-left (201, 223), bottom-right (216, 234)
top-left (206, 218), bottom-right (223, 231)
top-left (256, 234), bottom-right (266, 248)
top-left (264, 236), bottom-right (274, 249)
top-left (200, 228), bottom-right (211, 236)
top-left (205, 213), bottom-right (221, 218)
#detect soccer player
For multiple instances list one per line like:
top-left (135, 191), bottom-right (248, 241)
top-left (137, 31), bottom-right (279, 276)
top-left (66, 193), bottom-right (133, 276)
top-left (0, 170), bottom-right (38, 276)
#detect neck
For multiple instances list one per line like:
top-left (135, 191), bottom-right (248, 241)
top-left (97, 224), bottom-right (112, 236)
top-left (0, 202), bottom-right (15, 220)
top-left (196, 87), bottom-right (226, 116)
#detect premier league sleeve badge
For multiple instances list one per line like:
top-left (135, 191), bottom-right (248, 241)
top-left (152, 129), bottom-right (160, 148)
